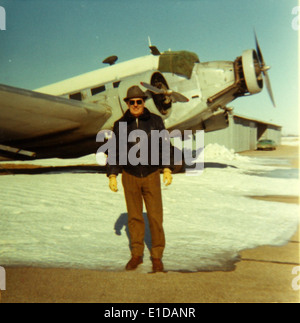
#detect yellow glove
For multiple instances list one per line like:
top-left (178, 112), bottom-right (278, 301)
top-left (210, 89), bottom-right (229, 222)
top-left (163, 168), bottom-right (173, 186)
top-left (109, 175), bottom-right (118, 192)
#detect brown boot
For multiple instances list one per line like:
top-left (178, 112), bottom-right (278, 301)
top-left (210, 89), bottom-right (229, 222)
top-left (152, 258), bottom-right (164, 272)
top-left (125, 256), bottom-right (143, 271)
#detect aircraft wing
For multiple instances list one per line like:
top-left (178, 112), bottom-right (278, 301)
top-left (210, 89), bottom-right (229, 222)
top-left (0, 84), bottom-right (112, 160)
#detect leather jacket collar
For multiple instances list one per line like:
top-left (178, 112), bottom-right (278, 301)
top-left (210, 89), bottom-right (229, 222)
top-left (123, 107), bottom-right (151, 123)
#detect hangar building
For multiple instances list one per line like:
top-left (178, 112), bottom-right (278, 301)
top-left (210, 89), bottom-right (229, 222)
top-left (204, 113), bottom-right (282, 152)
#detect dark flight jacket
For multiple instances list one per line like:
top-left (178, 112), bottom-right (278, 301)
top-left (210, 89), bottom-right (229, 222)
top-left (106, 108), bottom-right (174, 178)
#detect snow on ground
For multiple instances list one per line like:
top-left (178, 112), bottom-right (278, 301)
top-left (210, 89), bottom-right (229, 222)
top-left (0, 144), bottom-right (299, 272)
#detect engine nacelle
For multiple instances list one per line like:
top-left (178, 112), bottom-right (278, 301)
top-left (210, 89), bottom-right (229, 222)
top-left (203, 111), bottom-right (229, 132)
top-left (118, 71), bottom-right (172, 119)
top-left (242, 49), bottom-right (263, 94)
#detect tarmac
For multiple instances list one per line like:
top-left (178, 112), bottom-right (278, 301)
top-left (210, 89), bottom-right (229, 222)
top-left (0, 144), bottom-right (299, 303)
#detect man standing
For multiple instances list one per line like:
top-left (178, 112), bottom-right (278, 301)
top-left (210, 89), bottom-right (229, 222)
top-left (107, 85), bottom-right (173, 272)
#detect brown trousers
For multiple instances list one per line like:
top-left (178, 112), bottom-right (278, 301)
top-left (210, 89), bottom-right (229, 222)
top-left (122, 170), bottom-right (165, 259)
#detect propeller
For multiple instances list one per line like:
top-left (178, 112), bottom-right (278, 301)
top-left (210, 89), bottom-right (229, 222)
top-left (140, 82), bottom-right (189, 103)
top-left (254, 32), bottom-right (276, 107)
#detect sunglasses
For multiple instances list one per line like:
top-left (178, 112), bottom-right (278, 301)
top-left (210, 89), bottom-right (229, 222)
top-left (129, 99), bottom-right (144, 106)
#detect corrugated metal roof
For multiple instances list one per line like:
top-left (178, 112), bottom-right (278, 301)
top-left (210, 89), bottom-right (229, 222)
top-left (233, 114), bottom-right (282, 128)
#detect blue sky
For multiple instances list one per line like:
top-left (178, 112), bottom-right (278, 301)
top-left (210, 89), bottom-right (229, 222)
top-left (0, 0), bottom-right (299, 134)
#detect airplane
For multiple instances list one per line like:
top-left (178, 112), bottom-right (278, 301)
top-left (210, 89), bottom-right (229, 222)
top-left (0, 33), bottom-right (275, 161)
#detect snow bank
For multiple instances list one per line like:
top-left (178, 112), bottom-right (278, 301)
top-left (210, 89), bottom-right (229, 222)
top-left (204, 143), bottom-right (249, 162)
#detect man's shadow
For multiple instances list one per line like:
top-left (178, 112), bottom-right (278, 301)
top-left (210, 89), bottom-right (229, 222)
top-left (114, 213), bottom-right (152, 253)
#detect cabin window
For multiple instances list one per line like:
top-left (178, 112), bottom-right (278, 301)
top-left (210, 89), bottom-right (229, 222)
top-left (113, 81), bottom-right (121, 88)
top-left (69, 92), bottom-right (82, 101)
top-left (91, 85), bottom-right (106, 96)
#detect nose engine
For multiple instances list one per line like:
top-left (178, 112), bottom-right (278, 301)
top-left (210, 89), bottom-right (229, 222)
top-left (237, 33), bottom-right (275, 107)
top-left (241, 49), bottom-right (263, 94)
